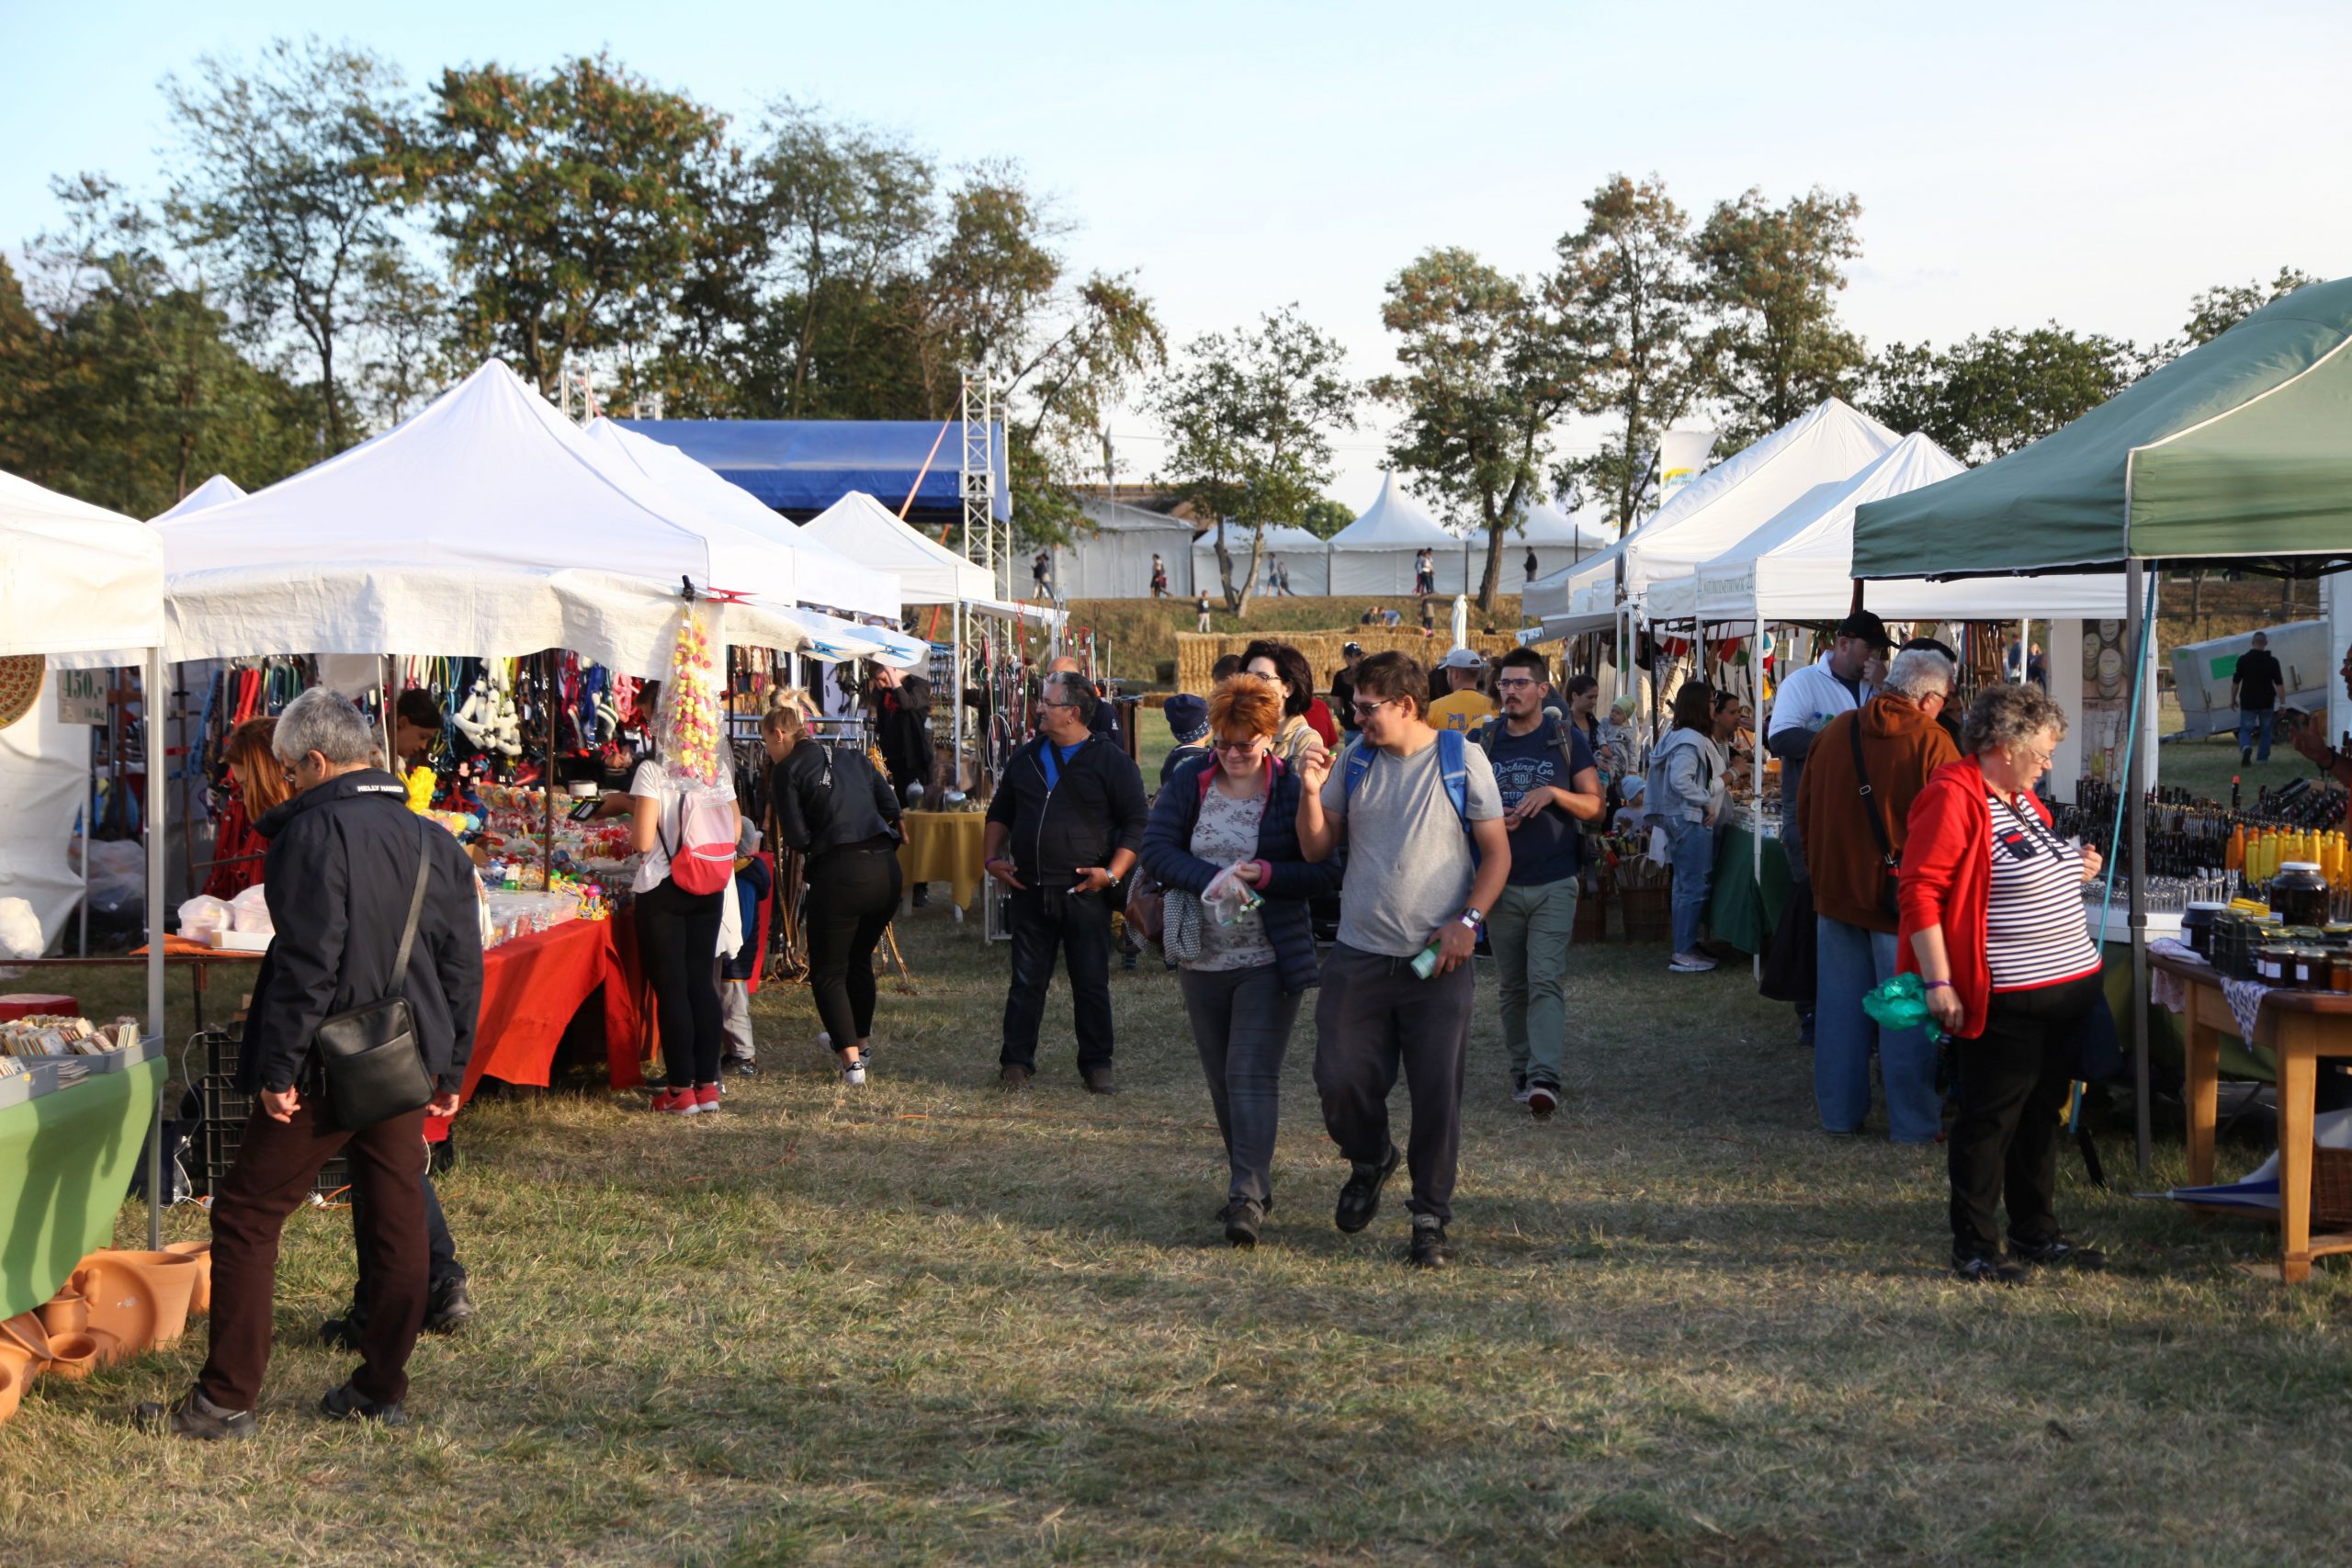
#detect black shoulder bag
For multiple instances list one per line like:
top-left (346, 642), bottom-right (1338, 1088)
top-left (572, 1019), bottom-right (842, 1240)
top-left (1847, 715), bottom-right (1902, 922)
top-left (313, 823), bottom-right (436, 1129)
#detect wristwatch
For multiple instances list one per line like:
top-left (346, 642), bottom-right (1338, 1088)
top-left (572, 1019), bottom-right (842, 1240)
top-left (1458, 908), bottom-right (1485, 930)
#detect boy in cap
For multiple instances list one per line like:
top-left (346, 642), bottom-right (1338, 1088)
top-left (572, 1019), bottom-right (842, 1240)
top-left (1159, 694), bottom-right (1214, 786)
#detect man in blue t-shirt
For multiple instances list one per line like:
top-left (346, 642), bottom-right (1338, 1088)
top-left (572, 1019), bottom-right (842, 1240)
top-left (1479, 648), bottom-right (1604, 1119)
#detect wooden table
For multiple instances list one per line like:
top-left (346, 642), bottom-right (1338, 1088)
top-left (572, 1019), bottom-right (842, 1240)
top-left (2154, 948), bottom-right (2352, 1282)
top-left (8, 946), bottom-right (264, 1032)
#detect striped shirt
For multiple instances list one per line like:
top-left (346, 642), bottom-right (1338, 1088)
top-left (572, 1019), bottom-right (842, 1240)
top-left (1983, 791), bottom-right (2100, 990)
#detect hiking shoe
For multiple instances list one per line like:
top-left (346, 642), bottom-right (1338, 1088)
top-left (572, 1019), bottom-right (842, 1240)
top-left (1082, 1066), bottom-right (1118, 1096)
top-left (694, 1083), bottom-right (721, 1114)
top-left (2242, 747), bottom-right (2253, 765)
top-left (1526, 1081), bottom-right (1559, 1120)
top-left (2012, 1236), bottom-right (2106, 1271)
top-left (1669, 952), bottom-right (1718, 973)
top-left (651, 1087), bottom-right (698, 1116)
top-left (1408, 1213), bottom-right (1453, 1269)
top-left (999, 1063), bottom-right (1033, 1091)
top-left (1219, 1197), bottom-right (1264, 1248)
top-left (424, 1277), bottom-right (476, 1336)
top-left (319, 1382), bottom-right (409, 1427)
top-left (1953, 1254), bottom-right (2029, 1286)
top-left (1334, 1144), bottom-right (1401, 1234)
top-left (840, 1056), bottom-right (867, 1088)
top-left (136, 1387), bottom-right (256, 1441)
top-left (725, 1055), bottom-right (757, 1077)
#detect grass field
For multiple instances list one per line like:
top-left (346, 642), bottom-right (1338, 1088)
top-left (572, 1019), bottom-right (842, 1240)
top-left (7, 903), bottom-right (2352, 1566)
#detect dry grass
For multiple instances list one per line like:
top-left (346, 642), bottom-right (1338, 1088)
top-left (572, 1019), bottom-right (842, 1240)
top-left (6, 914), bottom-right (2352, 1566)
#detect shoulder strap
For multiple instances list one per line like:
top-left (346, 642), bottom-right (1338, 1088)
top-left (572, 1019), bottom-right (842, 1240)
top-left (1437, 728), bottom-right (1469, 822)
top-left (1846, 713), bottom-right (1896, 866)
top-left (1342, 739), bottom-right (1374, 800)
top-left (392, 820), bottom-right (434, 994)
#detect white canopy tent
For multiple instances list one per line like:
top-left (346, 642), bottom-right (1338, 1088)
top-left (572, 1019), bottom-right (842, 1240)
top-left (1524, 540), bottom-right (1623, 622)
top-left (152, 474), bottom-right (247, 521)
top-left (1057, 498), bottom-right (1197, 600)
top-left (802, 490), bottom-right (992, 604)
top-left (1190, 522), bottom-right (1331, 598)
top-left (582, 418), bottom-right (897, 619)
top-left (1473, 493), bottom-right (1612, 590)
top-left (159, 361), bottom-right (865, 675)
top-left (1327, 474), bottom-right (1464, 596)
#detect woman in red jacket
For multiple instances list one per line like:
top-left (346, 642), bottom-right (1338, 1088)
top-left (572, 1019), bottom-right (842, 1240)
top-left (1900, 683), bottom-right (2106, 1285)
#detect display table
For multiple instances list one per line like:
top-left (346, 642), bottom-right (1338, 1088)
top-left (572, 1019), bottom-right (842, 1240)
top-left (2153, 946), bottom-right (2352, 1283)
top-left (0, 1045), bottom-right (168, 1319)
top-left (899, 810), bottom-right (986, 910)
top-left (1706, 821), bottom-right (1792, 956)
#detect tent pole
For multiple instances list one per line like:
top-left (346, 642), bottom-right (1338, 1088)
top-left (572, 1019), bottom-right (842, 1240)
top-left (2125, 558), bottom-right (2153, 1179)
top-left (952, 599), bottom-right (966, 792)
top-left (1753, 620), bottom-right (1764, 984)
top-left (144, 646), bottom-right (166, 1248)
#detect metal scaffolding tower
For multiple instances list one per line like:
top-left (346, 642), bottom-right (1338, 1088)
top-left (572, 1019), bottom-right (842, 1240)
top-left (959, 372), bottom-right (1001, 599)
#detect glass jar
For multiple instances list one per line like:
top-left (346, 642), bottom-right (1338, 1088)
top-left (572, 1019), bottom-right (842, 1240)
top-left (2183, 901), bottom-right (2222, 960)
top-left (2256, 944), bottom-right (2293, 986)
top-left (2272, 862), bottom-right (2330, 929)
top-left (2332, 953), bottom-right (2352, 995)
top-left (2292, 948), bottom-right (2329, 989)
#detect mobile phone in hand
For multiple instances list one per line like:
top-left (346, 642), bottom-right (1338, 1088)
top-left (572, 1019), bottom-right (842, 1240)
top-left (569, 798), bottom-right (601, 821)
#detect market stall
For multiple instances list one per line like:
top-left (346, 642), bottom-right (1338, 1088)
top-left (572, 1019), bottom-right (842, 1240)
top-left (0, 469), bottom-right (169, 1317)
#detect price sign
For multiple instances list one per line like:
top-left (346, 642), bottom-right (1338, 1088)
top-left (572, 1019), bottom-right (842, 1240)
top-left (55, 668), bottom-right (107, 726)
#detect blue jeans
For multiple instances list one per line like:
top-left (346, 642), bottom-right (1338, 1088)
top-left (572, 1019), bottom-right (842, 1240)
top-left (1664, 818), bottom-right (1713, 954)
top-left (2238, 707), bottom-right (2276, 761)
top-left (1815, 914), bottom-right (1942, 1142)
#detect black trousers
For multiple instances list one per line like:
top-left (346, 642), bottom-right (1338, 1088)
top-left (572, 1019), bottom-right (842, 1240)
top-left (806, 846), bottom-right (902, 1045)
top-left (1313, 943), bottom-right (1476, 1224)
top-left (1000, 887), bottom-right (1114, 1071)
top-left (346, 1156), bottom-right (462, 1325)
top-left (636, 877), bottom-right (727, 1089)
top-left (1948, 971), bottom-right (2102, 1259)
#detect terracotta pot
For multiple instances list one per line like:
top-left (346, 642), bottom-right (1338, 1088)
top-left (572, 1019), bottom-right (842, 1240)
top-left (43, 1333), bottom-right (98, 1382)
top-left (0, 1363), bottom-right (21, 1427)
top-left (82, 1327), bottom-right (126, 1368)
top-left (37, 1292), bottom-right (88, 1339)
top-left (75, 1251), bottom-right (199, 1353)
top-left (0, 1339), bottom-right (38, 1394)
top-left (164, 1241), bottom-right (214, 1314)
top-left (0, 1313), bottom-right (49, 1364)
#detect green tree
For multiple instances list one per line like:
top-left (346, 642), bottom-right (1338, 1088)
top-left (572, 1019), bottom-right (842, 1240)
top-left (162, 36), bottom-right (413, 451)
top-left (1695, 186), bottom-right (1864, 447)
top-left (1551, 174), bottom-right (1702, 536)
top-left (2182, 265), bottom-right (2322, 347)
top-left (1147, 306), bottom-right (1356, 613)
top-left (377, 54), bottom-right (737, 395)
top-left (1374, 248), bottom-right (1579, 613)
top-left (1859, 324), bottom-right (2147, 466)
top-left (1299, 497), bottom-right (1354, 540)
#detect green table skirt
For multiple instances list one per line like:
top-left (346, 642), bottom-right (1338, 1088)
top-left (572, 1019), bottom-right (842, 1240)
top-left (1707, 821), bottom-right (1792, 956)
top-left (0, 1055), bottom-right (164, 1319)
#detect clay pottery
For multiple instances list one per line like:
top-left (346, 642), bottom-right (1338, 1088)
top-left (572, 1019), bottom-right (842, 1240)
top-left (82, 1327), bottom-right (126, 1369)
top-left (37, 1292), bottom-right (88, 1339)
top-left (0, 1312), bottom-right (50, 1365)
top-left (0, 1363), bottom-right (22, 1427)
top-left (43, 1333), bottom-right (98, 1382)
top-left (85, 1251), bottom-right (201, 1347)
top-left (74, 1258), bottom-right (162, 1358)
top-left (0, 1339), bottom-right (38, 1393)
top-left (163, 1241), bottom-right (214, 1314)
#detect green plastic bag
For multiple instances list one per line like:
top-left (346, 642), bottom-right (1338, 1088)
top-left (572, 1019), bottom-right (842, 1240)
top-left (1862, 972), bottom-right (1949, 1045)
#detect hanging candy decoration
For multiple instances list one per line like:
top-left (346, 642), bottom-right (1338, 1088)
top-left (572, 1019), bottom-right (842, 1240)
top-left (660, 600), bottom-right (724, 786)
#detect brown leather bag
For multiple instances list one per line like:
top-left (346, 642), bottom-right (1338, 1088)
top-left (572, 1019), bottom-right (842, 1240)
top-left (1125, 871), bottom-right (1165, 943)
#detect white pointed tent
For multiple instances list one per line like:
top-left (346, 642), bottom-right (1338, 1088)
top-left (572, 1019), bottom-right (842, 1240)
top-left (159, 361), bottom-right (855, 674)
top-left (582, 420), bottom-right (898, 620)
top-left (153, 474), bottom-right (246, 521)
top-left (1190, 522), bottom-right (1331, 598)
top-left (1472, 492), bottom-right (1612, 590)
top-left (1057, 497), bottom-right (1198, 599)
top-left (1327, 473), bottom-right (1464, 596)
top-left (802, 491), bottom-right (991, 604)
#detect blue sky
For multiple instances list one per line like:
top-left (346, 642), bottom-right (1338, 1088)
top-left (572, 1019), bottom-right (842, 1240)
top-left (5, 0), bottom-right (2347, 511)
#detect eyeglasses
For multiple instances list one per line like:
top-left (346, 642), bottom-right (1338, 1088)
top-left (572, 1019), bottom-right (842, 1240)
top-left (1038, 698), bottom-right (1076, 711)
top-left (1211, 737), bottom-right (1266, 753)
top-left (1351, 698), bottom-right (1396, 720)
top-left (1494, 677), bottom-right (1541, 691)
top-left (2014, 744), bottom-right (2054, 770)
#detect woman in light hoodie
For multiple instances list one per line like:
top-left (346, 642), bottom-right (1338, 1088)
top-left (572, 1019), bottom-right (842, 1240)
top-left (1644, 680), bottom-right (1727, 974)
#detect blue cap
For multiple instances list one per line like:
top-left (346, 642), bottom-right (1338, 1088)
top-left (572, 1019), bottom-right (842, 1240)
top-left (1163, 694), bottom-right (1211, 745)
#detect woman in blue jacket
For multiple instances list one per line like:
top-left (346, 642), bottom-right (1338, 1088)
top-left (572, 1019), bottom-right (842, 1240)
top-left (1141, 674), bottom-right (1343, 1247)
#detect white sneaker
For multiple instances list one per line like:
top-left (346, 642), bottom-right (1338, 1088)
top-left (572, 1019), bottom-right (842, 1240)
top-left (816, 1031), bottom-right (832, 1052)
top-left (840, 1057), bottom-right (867, 1087)
top-left (1669, 952), bottom-right (1718, 973)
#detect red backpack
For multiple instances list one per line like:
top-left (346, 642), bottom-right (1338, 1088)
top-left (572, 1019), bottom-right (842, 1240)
top-left (662, 784), bottom-right (739, 896)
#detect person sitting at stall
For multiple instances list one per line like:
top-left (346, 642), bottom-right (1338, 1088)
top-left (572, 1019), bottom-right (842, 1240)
top-left (391, 688), bottom-right (444, 772)
top-left (1644, 681), bottom-right (1725, 975)
top-left (1903, 682), bottom-right (2107, 1284)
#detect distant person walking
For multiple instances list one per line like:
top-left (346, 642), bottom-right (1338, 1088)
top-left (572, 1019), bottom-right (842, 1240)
top-left (1196, 592), bottom-right (1213, 634)
top-left (1150, 553), bottom-right (1169, 598)
top-left (1296, 651), bottom-right (1510, 1268)
top-left (1644, 680), bottom-right (1726, 975)
top-left (1033, 550), bottom-right (1052, 598)
top-left (2233, 630), bottom-right (2285, 765)
top-left (1413, 548), bottom-right (1435, 598)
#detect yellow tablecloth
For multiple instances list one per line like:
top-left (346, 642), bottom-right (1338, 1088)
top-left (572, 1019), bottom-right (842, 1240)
top-left (899, 811), bottom-right (987, 909)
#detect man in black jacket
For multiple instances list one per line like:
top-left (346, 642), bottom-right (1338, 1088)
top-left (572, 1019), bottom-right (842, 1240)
top-left (983, 671), bottom-right (1147, 1093)
top-left (141, 688), bottom-right (483, 1438)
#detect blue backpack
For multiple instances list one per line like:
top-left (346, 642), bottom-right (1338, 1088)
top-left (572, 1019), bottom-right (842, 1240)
top-left (1341, 728), bottom-right (1470, 822)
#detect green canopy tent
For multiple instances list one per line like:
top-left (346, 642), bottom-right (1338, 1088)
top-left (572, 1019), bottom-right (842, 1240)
top-left (1851, 276), bottom-right (2352, 1176)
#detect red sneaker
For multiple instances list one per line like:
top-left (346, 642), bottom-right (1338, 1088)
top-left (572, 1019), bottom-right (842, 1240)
top-left (651, 1087), bottom-right (698, 1115)
top-left (695, 1083), bottom-right (721, 1113)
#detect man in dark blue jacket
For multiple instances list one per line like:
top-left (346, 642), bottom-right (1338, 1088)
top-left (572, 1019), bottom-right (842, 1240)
top-left (142, 687), bottom-right (482, 1438)
top-left (983, 672), bottom-right (1148, 1093)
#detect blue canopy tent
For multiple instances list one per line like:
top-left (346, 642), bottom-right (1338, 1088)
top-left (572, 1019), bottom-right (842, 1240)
top-left (613, 419), bottom-right (1012, 525)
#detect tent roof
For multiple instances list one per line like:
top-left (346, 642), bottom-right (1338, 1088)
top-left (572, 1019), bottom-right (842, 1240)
top-left (1079, 497), bottom-right (1194, 536)
top-left (0, 468), bottom-right (166, 663)
top-left (1490, 493), bottom-right (1611, 551)
top-left (583, 420), bottom-right (897, 618)
top-left (1328, 473), bottom-right (1457, 549)
top-left (612, 417), bottom-right (1012, 523)
top-left (159, 360), bottom-right (867, 671)
top-left (800, 491), bottom-right (994, 606)
top-left (153, 474), bottom-right (247, 521)
top-left (1522, 541), bottom-right (1623, 620)
top-left (1619, 398), bottom-right (1898, 604)
top-left (1853, 276), bottom-right (2352, 579)
top-left (1191, 522), bottom-right (1329, 553)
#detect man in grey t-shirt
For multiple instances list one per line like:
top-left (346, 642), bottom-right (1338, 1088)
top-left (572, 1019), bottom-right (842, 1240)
top-left (1298, 651), bottom-right (1510, 1269)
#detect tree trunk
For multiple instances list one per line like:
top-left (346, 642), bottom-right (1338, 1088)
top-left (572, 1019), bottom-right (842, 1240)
top-left (1477, 497), bottom-right (1506, 615)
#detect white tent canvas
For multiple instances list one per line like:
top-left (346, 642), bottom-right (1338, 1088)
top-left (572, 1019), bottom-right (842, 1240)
top-left (1057, 498), bottom-right (1197, 599)
top-left (158, 360), bottom-right (858, 673)
top-left (801, 491), bottom-right (993, 605)
top-left (153, 474), bottom-right (247, 521)
top-left (1524, 540), bottom-right (1623, 621)
top-left (1190, 522), bottom-right (1330, 598)
top-left (1328, 473), bottom-right (1465, 595)
top-left (1472, 493), bottom-right (1612, 592)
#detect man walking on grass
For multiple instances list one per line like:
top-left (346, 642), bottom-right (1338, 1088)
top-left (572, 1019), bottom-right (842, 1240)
top-left (2233, 630), bottom-right (2285, 765)
top-left (1297, 652), bottom-right (1510, 1268)
top-left (984, 671), bottom-right (1148, 1094)
top-left (1476, 648), bottom-right (1604, 1120)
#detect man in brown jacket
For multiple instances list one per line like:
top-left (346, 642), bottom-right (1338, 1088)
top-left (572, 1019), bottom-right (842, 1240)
top-left (1796, 645), bottom-right (1958, 1142)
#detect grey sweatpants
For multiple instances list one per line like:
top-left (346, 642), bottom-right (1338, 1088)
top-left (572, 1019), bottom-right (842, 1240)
top-left (718, 964), bottom-right (755, 1063)
top-left (1312, 942), bottom-right (1476, 1224)
top-left (1177, 963), bottom-right (1304, 1205)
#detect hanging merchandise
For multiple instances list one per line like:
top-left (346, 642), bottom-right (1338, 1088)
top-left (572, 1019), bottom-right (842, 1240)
top-left (660, 603), bottom-right (726, 787)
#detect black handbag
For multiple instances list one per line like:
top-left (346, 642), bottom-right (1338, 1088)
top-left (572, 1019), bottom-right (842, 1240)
top-left (312, 823), bottom-right (436, 1130)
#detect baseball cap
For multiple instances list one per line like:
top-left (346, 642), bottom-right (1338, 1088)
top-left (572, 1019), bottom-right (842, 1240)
top-left (1834, 610), bottom-right (1893, 649)
top-left (1163, 694), bottom-right (1211, 746)
top-left (1341, 641), bottom-right (1363, 657)
top-left (1437, 646), bottom-right (1487, 671)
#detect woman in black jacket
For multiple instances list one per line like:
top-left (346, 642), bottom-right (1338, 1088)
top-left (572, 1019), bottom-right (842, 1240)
top-left (1139, 674), bottom-right (1343, 1247)
top-left (764, 705), bottom-right (903, 1086)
